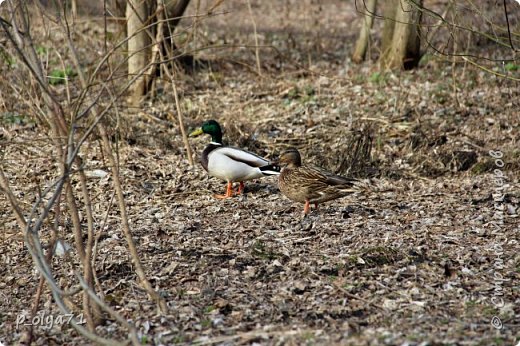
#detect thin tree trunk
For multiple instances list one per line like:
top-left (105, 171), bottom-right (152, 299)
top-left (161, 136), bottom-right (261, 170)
top-left (127, 0), bottom-right (190, 102)
top-left (379, 0), bottom-right (422, 70)
top-left (380, 0), bottom-right (398, 66)
top-left (402, 0), bottom-right (422, 69)
top-left (164, 0), bottom-right (191, 32)
top-left (352, 0), bottom-right (378, 63)
top-left (126, 0), bottom-right (151, 105)
top-left (161, 0), bottom-right (191, 64)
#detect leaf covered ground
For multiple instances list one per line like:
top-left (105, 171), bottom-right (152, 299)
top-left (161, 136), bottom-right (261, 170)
top-left (0, 0), bottom-right (519, 345)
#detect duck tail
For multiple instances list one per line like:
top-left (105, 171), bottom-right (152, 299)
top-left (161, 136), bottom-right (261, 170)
top-left (259, 164), bottom-right (281, 176)
top-left (349, 178), bottom-right (378, 193)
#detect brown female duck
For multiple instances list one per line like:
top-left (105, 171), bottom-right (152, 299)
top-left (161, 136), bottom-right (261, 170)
top-left (277, 148), bottom-right (359, 214)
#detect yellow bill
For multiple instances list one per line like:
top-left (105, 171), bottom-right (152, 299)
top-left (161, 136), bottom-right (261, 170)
top-left (189, 127), bottom-right (204, 137)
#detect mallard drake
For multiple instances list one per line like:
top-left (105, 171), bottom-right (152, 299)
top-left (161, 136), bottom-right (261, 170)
top-left (189, 120), bottom-right (280, 199)
top-left (277, 148), bottom-right (359, 214)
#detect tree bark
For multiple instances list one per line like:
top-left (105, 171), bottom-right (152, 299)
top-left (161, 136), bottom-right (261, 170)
top-left (380, 0), bottom-right (397, 64)
top-left (379, 0), bottom-right (422, 70)
top-left (164, 0), bottom-right (191, 33)
top-left (161, 0), bottom-right (192, 65)
top-left (126, 0), bottom-right (152, 106)
top-left (126, 0), bottom-right (191, 104)
top-left (352, 0), bottom-right (378, 64)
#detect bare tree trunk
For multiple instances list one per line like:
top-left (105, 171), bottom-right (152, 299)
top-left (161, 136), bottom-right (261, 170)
top-left (352, 0), bottom-right (378, 63)
top-left (379, 0), bottom-right (422, 70)
top-left (164, 0), bottom-right (191, 34)
top-left (161, 0), bottom-right (191, 66)
top-left (71, 0), bottom-right (77, 20)
top-left (401, 0), bottom-right (422, 69)
top-left (126, 0), bottom-right (190, 104)
top-left (126, 0), bottom-right (152, 105)
top-left (380, 0), bottom-right (398, 66)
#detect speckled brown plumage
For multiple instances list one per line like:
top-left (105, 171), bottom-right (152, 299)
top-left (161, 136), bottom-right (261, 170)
top-left (277, 148), bottom-right (359, 214)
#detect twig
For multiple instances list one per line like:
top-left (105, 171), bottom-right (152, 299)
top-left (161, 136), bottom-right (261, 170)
top-left (0, 167), bottom-right (27, 230)
top-left (246, 0), bottom-right (262, 76)
top-left (26, 208), bottom-right (59, 345)
top-left (21, 172), bottom-right (123, 345)
top-left (76, 274), bottom-right (140, 345)
top-left (172, 81), bottom-right (194, 166)
top-left (92, 190), bottom-right (116, 300)
top-left (155, 1), bottom-right (194, 166)
top-left (2, 1), bottom-right (165, 342)
top-left (99, 124), bottom-right (167, 313)
top-left (77, 155), bottom-right (102, 329)
top-left (461, 56), bottom-right (520, 82)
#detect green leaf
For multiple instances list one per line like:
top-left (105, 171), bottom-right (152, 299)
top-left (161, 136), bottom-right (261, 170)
top-left (36, 46), bottom-right (48, 55)
top-left (1, 112), bottom-right (32, 125)
top-left (369, 72), bottom-right (384, 83)
top-left (0, 48), bottom-right (16, 67)
top-left (48, 67), bottom-right (76, 85)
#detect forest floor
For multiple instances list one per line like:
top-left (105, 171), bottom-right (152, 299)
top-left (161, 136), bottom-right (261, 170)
top-left (1, 0), bottom-right (519, 345)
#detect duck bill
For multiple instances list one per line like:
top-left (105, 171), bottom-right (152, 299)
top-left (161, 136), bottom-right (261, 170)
top-left (189, 127), bottom-right (203, 137)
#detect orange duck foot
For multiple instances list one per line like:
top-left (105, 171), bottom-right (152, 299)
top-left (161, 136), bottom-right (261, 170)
top-left (237, 182), bottom-right (245, 195)
top-left (303, 201), bottom-right (319, 214)
top-left (214, 182), bottom-right (234, 199)
top-left (304, 200), bottom-right (310, 214)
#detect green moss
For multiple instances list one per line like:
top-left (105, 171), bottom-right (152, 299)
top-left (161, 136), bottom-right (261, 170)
top-left (49, 67), bottom-right (76, 85)
top-left (36, 45), bottom-right (48, 55)
top-left (464, 300), bottom-right (478, 309)
top-left (418, 53), bottom-right (434, 66)
top-left (368, 71), bottom-right (386, 84)
top-left (0, 46), bottom-right (16, 67)
top-left (1, 112), bottom-right (34, 126)
top-left (251, 240), bottom-right (279, 260)
top-left (201, 318), bottom-right (212, 328)
top-left (362, 246), bottom-right (402, 266)
top-left (481, 306), bottom-right (499, 317)
top-left (302, 331), bottom-right (315, 344)
top-left (471, 160), bottom-right (495, 174)
top-left (171, 335), bottom-right (185, 344)
top-left (283, 85), bottom-right (316, 105)
top-left (504, 62), bottom-right (518, 71)
top-left (203, 305), bottom-right (215, 314)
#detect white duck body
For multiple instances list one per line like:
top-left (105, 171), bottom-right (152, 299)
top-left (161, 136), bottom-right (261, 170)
top-left (204, 143), bottom-right (271, 183)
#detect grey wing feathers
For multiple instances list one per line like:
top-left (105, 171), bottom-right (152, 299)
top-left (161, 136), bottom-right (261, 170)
top-left (219, 146), bottom-right (269, 167)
